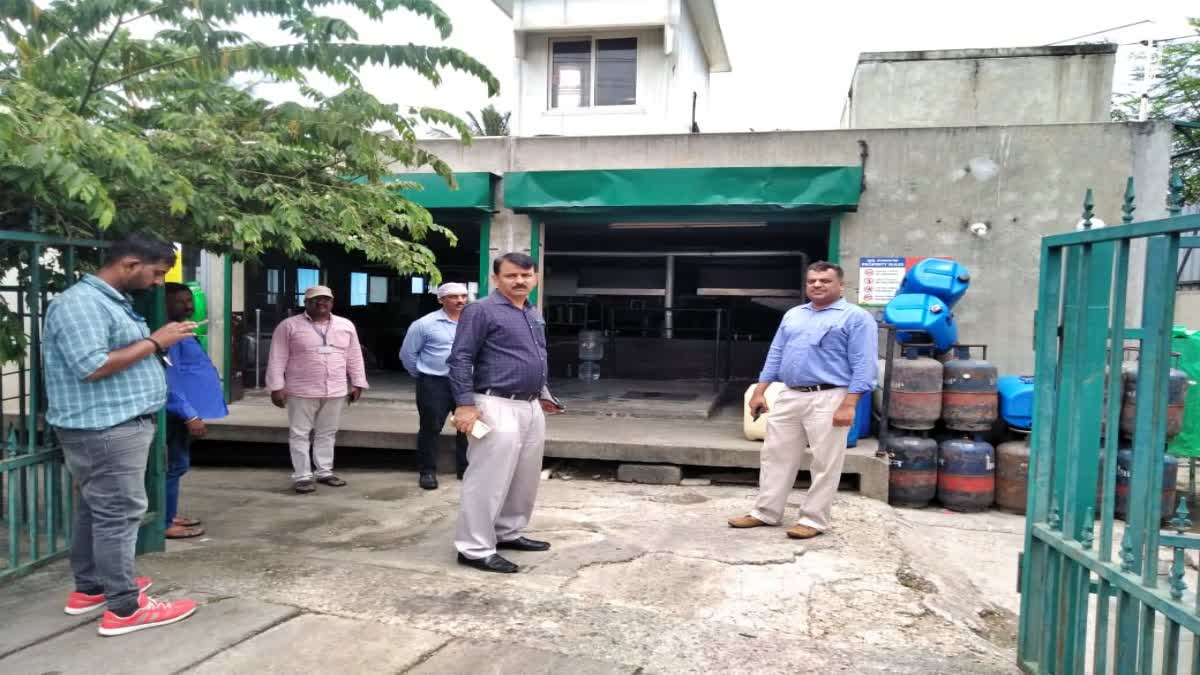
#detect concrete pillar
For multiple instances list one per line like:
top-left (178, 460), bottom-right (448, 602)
top-left (200, 251), bottom-right (229, 391)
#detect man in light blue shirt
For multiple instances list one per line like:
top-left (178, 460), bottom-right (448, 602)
top-left (728, 262), bottom-right (878, 539)
top-left (400, 282), bottom-right (471, 489)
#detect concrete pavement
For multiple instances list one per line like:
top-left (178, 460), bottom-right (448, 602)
top-left (0, 468), bottom-right (1022, 674)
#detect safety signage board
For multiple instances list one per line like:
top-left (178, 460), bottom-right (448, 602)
top-left (858, 256), bottom-right (926, 306)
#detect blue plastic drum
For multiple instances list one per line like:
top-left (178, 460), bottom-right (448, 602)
top-left (899, 259), bottom-right (971, 307)
top-left (883, 293), bottom-right (959, 352)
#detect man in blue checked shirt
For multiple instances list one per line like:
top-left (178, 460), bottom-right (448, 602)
top-left (728, 261), bottom-right (878, 540)
top-left (400, 282), bottom-right (471, 490)
top-left (162, 283), bottom-right (228, 539)
top-left (45, 233), bottom-right (200, 635)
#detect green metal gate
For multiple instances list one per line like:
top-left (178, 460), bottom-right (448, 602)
top-left (1019, 174), bottom-right (1200, 673)
top-left (0, 229), bottom-right (166, 583)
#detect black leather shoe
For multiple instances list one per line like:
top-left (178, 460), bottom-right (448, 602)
top-left (496, 537), bottom-right (551, 552)
top-left (456, 553), bottom-right (518, 573)
top-left (419, 472), bottom-right (438, 490)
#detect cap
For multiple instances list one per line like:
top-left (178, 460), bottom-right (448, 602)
top-left (437, 282), bottom-right (469, 298)
top-left (304, 285), bottom-right (334, 300)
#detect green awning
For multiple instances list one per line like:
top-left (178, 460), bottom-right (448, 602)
top-left (380, 172), bottom-right (496, 211)
top-left (503, 166), bottom-right (861, 217)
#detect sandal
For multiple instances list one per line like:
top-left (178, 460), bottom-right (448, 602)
top-left (165, 524), bottom-right (205, 539)
top-left (317, 475), bottom-right (347, 487)
top-left (173, 516), bottom-right (202, 527)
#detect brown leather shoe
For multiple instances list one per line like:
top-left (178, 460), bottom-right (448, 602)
top-left (728, 515), bottom-right (770, 528)
top-left (786, 524), bottom-right (822, 539)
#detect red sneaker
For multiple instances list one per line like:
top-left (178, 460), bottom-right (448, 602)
top-left (63, 577), bottom-right (153, 615)
top-left (98, 595), bottom-right (197, 636)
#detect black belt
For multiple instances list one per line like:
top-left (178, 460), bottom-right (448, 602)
top-left (476, 388), bottom-right (540, 401)
top-left (790, 384), bottom-right (842, 393)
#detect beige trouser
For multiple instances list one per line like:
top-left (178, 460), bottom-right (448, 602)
top-left (455, 394), bottom-right (546, 559)
top-left (287, 396), bottom-right (346, 482)
top-left (750, 387), bottom-right (850, 531)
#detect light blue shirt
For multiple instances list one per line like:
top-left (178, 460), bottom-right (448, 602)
top-left (758, 298), bottom-right (879, 394)
top-left (43, 275), bottom-right (167, 430)
top-left (400, 309), bottom-right (458, 377)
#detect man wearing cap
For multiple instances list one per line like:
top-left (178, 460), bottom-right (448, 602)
top-left (266, 285), bottom-right (369, 493)
top-left (400, 282), bottom-right (471, 490)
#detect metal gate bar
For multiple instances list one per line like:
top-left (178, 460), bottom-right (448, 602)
top-left (1019, 174), bottom-right (1200, 674)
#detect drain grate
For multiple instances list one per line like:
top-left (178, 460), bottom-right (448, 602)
top-left (617, 391), bottom-right (698, 402)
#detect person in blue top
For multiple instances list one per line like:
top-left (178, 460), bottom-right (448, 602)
top-left (162, 283), bottom-right (229, 539)
top-left (728, 262), bottom-right (879, 540)
top-left (400, 282), bottom-right (471, 490)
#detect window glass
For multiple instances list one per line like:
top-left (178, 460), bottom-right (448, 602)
top-left (551, 40), bottom-right (591, 108)
top-left (350, 272), bottom-right (368, 306)
top-left (411, 277), bottom-right (426, 294)
top-left (368, 276), bottom-right (389, 303)
top-left (296, 268), bottom-right (320, 306)
top-left (595, 38), bottom-right (637, 106)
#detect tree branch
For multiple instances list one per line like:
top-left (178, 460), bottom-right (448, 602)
top-left (77, 13), bottom-right (126, 114)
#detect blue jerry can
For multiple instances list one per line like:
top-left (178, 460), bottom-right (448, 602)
top-left (898, 259), bottom-right (971, 307)
top-left (997, 375), bottom-right (1034, 430)
top-left (883, 293), bottom-right (959, 352)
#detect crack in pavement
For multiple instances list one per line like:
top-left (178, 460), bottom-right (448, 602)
top-left (398, 635), bottom-right (456, 674)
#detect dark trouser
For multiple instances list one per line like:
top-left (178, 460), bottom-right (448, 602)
top-left (56, 416), bottom-right (155, 617)
top-left (416, 374), bottom-right (468, 475)
top-left (164, 416), bottom-right (191, 527)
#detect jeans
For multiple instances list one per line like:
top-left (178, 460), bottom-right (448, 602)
top-left (56, 416), bottom-right (155, 617)
top-left (164, 417), bottom-right (191, 527)
top-left (416, 375), bottom-right (468, 475)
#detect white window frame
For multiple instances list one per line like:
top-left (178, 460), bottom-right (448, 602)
top-left (547, 35), bottom-right (639, 110)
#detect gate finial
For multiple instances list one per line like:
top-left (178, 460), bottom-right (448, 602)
top-left (1081, 188), bottom-right (1096, 229)
top-left (1122, 177), bottom-right (1136, 225)
top-left (1049, 497), bottom-right (1062, 531)
top-left (1168, 170), bottom-right (1185, 217)
top-left (1169, 495), bottom-right (1192, 533)
top-left (1081, 507), bottom-right (1095, 549)
top-left (1120, 528), bottom-right (1135, 571)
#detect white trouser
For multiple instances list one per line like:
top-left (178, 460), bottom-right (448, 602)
top-left (750, 387), bottom-right (850, 531)
top-left (454, 394), bottom-right (546, 559)
top-left (287, 396), bottom-right (346, 482)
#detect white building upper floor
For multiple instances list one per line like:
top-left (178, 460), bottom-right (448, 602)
top-left (490, 0), bottom-right (730, 137)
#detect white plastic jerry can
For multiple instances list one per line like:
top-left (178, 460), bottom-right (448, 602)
top-left (743, 382), bottom-right (790, 441)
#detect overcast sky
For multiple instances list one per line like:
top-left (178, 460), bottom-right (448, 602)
top-left (244, 0), bottom-right (1198, 132)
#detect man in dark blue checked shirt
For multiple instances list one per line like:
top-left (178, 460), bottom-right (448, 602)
top-left (45, 234), bottom-right (201, 636)
top-left (448, 252), bottom-right (563, 574)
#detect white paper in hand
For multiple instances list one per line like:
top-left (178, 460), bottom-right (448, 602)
top-left (470, 420), bottom-right (491, 439)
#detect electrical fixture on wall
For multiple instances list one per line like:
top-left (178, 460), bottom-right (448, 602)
top-left (608, 222), bottom-right (767, 230)
top-left (1075, 217), bottom-right (1107, 231)
top-left (965, 221), bottom-right (991, 238)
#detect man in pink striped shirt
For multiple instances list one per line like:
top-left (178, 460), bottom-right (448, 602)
top-left (266, 285), bottom-right (369, 493)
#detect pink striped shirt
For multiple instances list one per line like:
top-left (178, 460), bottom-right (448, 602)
top-left (265, 313), bottom-right (369, 398)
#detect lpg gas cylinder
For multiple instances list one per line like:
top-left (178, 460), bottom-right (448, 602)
top-left (995, 433), bottom-right (1031, 514)
top-left (1119, 353), bottom-right (1191, 441)
top-left (887, 347), bottom-right (943, 430)
top-left (884, 435), bottom-right (938, 508)
top-left (937, 436), bottom-right (995, 512)
top-left (942, 346), bottom-right (999, 432)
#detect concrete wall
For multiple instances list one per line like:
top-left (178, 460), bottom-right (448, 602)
top-left (412, 120), bottom-right (1173, 376)
top-left (514, 0), bottom-right (669, 31)
top-left (843, 46), bottom-right (1116, 129)
top-left (1176, 289), bottom-right (1200, 330)
top-left (668, 0), bottom-right (710, 133)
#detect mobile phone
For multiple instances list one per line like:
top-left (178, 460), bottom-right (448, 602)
top-left (752, 405), bottom-right (765, 422)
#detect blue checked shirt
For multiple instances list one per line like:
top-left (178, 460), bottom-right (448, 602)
top-left (44, 275), bottom-right (167, 430)
top-left (448, 290), bottom-right (548, 405)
